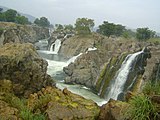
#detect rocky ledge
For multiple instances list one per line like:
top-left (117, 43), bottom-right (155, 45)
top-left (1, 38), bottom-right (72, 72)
top-left (0, 43), bottom-right (53, 97)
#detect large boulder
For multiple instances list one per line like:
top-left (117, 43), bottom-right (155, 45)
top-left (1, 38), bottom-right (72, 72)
top-left (0, 22), bottom-right (49, 46)
top-left (28, 86), bottom-right (100, 120)
top-left (0, 43), bottom-right (53, 97)
top-left (59, 35), bottom-right (98, 58)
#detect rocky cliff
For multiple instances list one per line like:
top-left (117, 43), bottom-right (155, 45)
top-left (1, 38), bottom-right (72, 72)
top-left (0, 22), bottom-right (49, 46)
top-left (62, 34), bottom-right (160, 99)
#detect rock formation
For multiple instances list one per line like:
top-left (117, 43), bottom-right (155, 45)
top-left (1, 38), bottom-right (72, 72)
top-left (0, 43), bottom-right (53, 97)
top-left (28, 86), bottom-right (100, 120)
top-left (62, 34), bottom-right (160, 101)
top-left (0, 22), bottom-right (49, 46)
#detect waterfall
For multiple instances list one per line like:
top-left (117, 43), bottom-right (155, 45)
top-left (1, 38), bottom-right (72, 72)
top-left (49, 39), bottom-right (61, 54)
top-left (105, 50), bottom-right (143, 101)
top-left (67, 53), bottom-right (82, 65)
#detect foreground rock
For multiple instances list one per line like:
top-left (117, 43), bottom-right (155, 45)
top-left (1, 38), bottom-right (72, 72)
top-left (28, 86), bottom-right (100, 120)
top-left (0, 79), bottom-right (100, 120)
top-left (98, 99), bottom-right (129, 120)
top-left (0, 22), bottom-right (49, 46)
top-left (0, 43), bottom-right (100, 120)
top-left (0, 43), bottom-right (53, 97)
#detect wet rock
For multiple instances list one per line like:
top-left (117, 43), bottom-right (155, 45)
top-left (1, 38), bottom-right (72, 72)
top-left (0, 43), bottom-right (54, 97)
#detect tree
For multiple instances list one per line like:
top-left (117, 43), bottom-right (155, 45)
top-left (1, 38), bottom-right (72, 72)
top-left (15, 15), bottom-right (29, 25)
top-left (98, 21), bottom-right (125, 37)
top-left (34, 18), bottom-right (40, 25)
top-left (136, 28), bottom-right (156, 41)
top-left (114, 24), bottom-right (125, 36)
top-left (4, 9), bottom-right (17, 22)
top-left (122, 29), bottom-right (136, 39)
top-left (64, 24), bottom-right (74, 31)
top-left (75, 18), bottom-right (94, 35)
top-left (0, 12), bottom-right (5, 21)
top-left (34, 17), bottom-right (50, 27)
top-left (55, 24), bottom-right (64, 31)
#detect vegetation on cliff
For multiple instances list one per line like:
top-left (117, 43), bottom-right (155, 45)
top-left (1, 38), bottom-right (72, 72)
top-left (75, 18), bottom-right (94, 35)
top-left (34, 17), bottom-right (50, 27)
top-left (0, 9), bottom-right (30, 25)
top-left (126, 79), bottom-right (160, 120)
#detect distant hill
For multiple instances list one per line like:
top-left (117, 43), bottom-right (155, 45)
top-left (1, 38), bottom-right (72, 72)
top-left (0, 6), bottom-right (36, 22)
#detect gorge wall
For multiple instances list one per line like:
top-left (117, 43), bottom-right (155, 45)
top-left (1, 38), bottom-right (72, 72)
top-left (62, 34), bottom-right (160, 99)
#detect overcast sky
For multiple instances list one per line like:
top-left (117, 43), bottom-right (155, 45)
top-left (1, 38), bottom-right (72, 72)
top-left (0, 0), bottom-right (159, 32)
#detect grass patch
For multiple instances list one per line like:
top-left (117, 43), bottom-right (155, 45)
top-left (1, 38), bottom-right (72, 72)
top-left (126, 95), bottom-right (158, 120)
top-left (3, 93), bottom-right (46, 120)
top-left (143, 81), bottom-right (160, 96)
top-left (126, 80), bottom-right (160, 120)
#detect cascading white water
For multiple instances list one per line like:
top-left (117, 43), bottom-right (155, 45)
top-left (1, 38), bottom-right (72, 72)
top-left (85, 47), bottom-right (97, 53)
top-left (106, 50), bottom-right (143, 101)
top-left (38, 49), bottom-right (107, 106)
top-left (46, 53), bottom-right (82, 76)
top-left (49, 39), bottom-right (61, 54)
top-left (66, 53), bottom-right (83, 64)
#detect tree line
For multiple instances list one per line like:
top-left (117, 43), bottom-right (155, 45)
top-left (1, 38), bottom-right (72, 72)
top-left (50, 17), bottom-right (157, 41)
top-left (0, 8), bottom-right (50, 27)
top-left (74, 18), bottom-right (157, 41)
top-left (0, 8), bottom-right (157, 41)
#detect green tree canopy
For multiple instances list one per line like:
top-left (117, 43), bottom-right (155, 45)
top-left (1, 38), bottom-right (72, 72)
top-left (34, 17), bottom-right (50, 27)
top-left (55, 24), bottom-right (64, 31)
top-left (0, 12), bottom-right (5, 21)
top-left (64, 24), bottom-right (74, 31)
top-left (122, 29), bottom-right (136, 39)
top-left (5, 9), bottom-right (18, 22)
top-left (15, 15), bottom-right (30, 25)
top-left (136, 28), bottom-right (156, 41)
top-left (75, 18), bottom-right (94, 35)
top-left (0, 8), bottom-right (31, 25)
top-left (98, 21), bottom-right (125, 37)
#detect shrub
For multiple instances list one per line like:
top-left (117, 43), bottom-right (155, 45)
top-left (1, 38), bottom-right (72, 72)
top-left (143, 81), bottom-right (160, 95)
top-left (126, 95), bottom-right (158, 120)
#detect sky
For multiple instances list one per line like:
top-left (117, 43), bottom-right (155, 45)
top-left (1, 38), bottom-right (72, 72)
top-left (0, 0), bottom-right (160, 32)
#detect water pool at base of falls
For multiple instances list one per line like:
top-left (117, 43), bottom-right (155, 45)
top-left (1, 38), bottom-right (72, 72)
top-left (37, 50), bottom-right (107, 106)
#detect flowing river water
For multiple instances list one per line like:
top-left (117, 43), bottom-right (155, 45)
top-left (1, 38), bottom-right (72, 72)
top-left (36, 39), bottom-right (144, 106)
top-left (37, 39), bottom-right (107, 106)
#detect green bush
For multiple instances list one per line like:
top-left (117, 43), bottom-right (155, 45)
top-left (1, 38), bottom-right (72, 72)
top-left (143, 81), bottom-right (160, 95)
top-left (127, 95), bottom-right (158, 120)
top-left (20, 109), bottom-right (46, 120)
